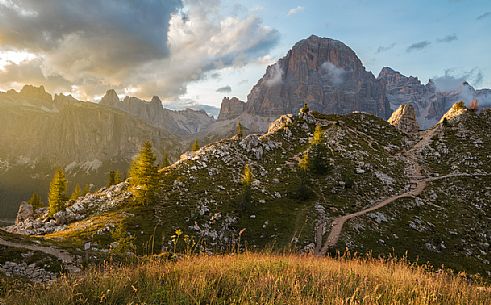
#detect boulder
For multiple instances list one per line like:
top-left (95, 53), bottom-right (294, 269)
top-left (387, 104), bottom-right (420, 134)
top-left (15, 202), bottom-right (34, 225)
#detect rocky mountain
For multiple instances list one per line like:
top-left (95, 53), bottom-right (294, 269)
top-left (9, 103), bottom-right (491, 279)
top-left (217, 97), bottom-right (246, 121)
top-left (0, 85), bottom-right (182, 219)
top-left (242, 35), bottom-right (391, 118)
top-left (378, 67), bottom-right (491, 128)
top-left (99, 90), bottom-right (214, 135)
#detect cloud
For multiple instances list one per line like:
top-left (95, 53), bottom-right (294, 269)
top-left (216, 85), bottom-right (232, 93)
top-left (264, 63), bottom-right (283, 87)
top-left (321, 62), bottom-right (347, 86)
top-left (432, 68), bottom-right (484, 92)
top-left (437, 34), bottom-right (458, 43)
top-left (376, 42), bottom-right (396, 54)
top-left (476, 12), bottom-right (491, 20)
top-left (0, 0), bottom-right (279, 100)
top-left (287, 6), bottom-right (304, 16)
top-left (406, 41), bottom-right (431, 52)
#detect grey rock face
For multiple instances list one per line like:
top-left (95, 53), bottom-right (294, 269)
top-left (244, 35), bottom-right (392, 119)
top-left (218, 97), bottom-right (245, 121)
top-left (15, 202), bottom-right (34, 225)
top-left (387, 104), bottom-right (420, 134)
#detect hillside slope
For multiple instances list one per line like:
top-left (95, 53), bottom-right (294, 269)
top-left (8, 106), bottom-right (491, 278)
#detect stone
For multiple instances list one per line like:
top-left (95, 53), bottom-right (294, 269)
top-left (15, 202), bottom-right (34, 225)
top-left (387, 104), bottom-right (420, 134)
top-left (217, 97), bottom-right (245, 121)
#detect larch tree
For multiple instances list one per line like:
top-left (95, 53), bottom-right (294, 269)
top-left (309, 124), bottom-right (329, 175)
top-left (27, 192), bottom-right (43, 209)
top-left (70, 183), bottom-right (81, 201)
top-left (191, 139), bottom-right (200, 152)
top-left (108, 170), bottom-right (122, 187)
top-left (48, 169), bottom-right (67, 216)
top-left (161, 151), bottom-right (171, 167)
top-left (128, 141), bottom-right (159, 205)
top-left (240, 163), bottom-right (253, 211)
top-left (236, 122), bottom-right (244, 139)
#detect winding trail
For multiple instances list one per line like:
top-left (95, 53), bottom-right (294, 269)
top-left (315, 127), bottom-right (491, 255)
top-left (0, 237), bottom-right (79, 273)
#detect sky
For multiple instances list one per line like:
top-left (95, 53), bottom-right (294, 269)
top-left (0, 0), bottom-right (490, 107)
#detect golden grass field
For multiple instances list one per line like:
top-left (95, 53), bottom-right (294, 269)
top-left (2, 253), bottom-right (490, 305)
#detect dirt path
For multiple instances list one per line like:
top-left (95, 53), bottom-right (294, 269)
top-left (0, 237), bottom-right (80, 273)
top-left (315, 128), bottom-right (434, 256)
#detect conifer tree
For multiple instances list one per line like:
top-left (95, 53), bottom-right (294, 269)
top-left (82, 184), bottom-right (90, 196)
top-left (191, 139), bottom-right (200, 152)
top-left (161, 151), bottom-right (171, 167)
top-left (108, 170), bottom-right (122, 187)
top-left (240, 163), bottom-right (253, 211)
top-left (27, 192), bottom-right (43, 209)
top-left (236, 122), bottom-right (243, 139)
top-left (300, 103), bottom-right (310, 114)
top-left (48, 169), bottom-right (67, 216)
top-left (70, 183), bottom-right (81, 201)
top-left (309, 124), bottom-right (329, 175)
top-left (128, 141), bottom-right (158, 204)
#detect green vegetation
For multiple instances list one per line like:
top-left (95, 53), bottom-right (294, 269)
top-left (161, 151), bottom-right (171, 167)
top-left (454, 100), bottom-right (466, 110)
top-left (128, 142), bottom-right (158, 205)
top-left (47, 169), bottom-right (67, 216)
top-left (27, 192), bottom-right (43, 209)
top-left (308, 124), bottom-right (329, 175)
top-left (236, 121), bottom-right (244, 139)
top-left (191, 138), bottom-right (200, 152)
top-left (300, 102), bottom-right (309, 113)
top-left (240, 163), bottom-right (253, 211)
top-left (69, 183), bottom-right (81, 201)
top-left (2, 253), bottom-right (490, 304)
top-left (107, 170), bottom-right (122, 187)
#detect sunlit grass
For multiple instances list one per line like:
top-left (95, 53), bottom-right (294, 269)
top-left (3, 253), bottom-right (490, 304)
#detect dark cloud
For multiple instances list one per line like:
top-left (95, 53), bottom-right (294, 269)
top-left (437, 34), bottom-right (458, 43)
top-left (476, 12), bottom-right (491, 20)
top-left (406, 41), bottom-right (431, 52)
top-left (0, 0), bottom-right (279, 100)
top-left (376, 42), bottom-right (396, 54)
top-left (216, 85), bottom-right (232, 93)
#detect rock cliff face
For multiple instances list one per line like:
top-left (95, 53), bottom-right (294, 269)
top-left (387, 104), bottom-right (420, 134)
top-left (243, 35), bottom-right (391, 119)
top-left (100, 90), bottom-right (214, 135)
top-left (378, 67), bottom-right (491, 128)
top-left (217, 97), bottom-right (245, 121)
top-left (0, 85), bottom-right (180, 219)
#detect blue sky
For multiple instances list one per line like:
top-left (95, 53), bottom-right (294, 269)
top-left (0, 0), bottom-right (490, 107)
top-left (184, 0), bottom-right (491, 106)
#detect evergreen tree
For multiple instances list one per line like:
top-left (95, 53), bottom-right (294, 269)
top-left (128, 141), bottom-right (158, 205)
top-left (236, 122), bottom-right (243, 139)
top-left (309, 124), bottom-right (330, 175)
top-left (108, 170), bottom-right (122, 187)
top-left (82, 184), bottom-right (91, 196)
top-left (27, 192), bottom-right (43, 209)
top-left (300, 103), bottom-right (310, 114)
top-left (70, 183), bottom-right (81, 201)
top-left (48, 169), bottom-right (67, 216)
top-left (191, 139), bottom-right (200, 152)
top-left (291, 151), bottom-right (313, 201)
top-left (161, 151), bottom-right (171, 167)
top-left (240, 163), bottom-right (253, 211)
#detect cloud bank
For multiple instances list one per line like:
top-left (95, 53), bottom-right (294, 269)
top-left (0, 0), bottom-right (279, 100)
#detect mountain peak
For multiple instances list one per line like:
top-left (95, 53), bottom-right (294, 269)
top-left (100, 89), bottom-right (120, 106)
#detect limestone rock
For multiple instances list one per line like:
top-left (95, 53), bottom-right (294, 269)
top-left (387, 104), bottom-right (420, 133)
top-left (15, 202), bottom-right (34, 225)
top-left (439, 102), bottom-right (468, 124)
top-left (218, 97), bottom-right (245, 121)
top-left (244, 35), bottom-right (392, 119)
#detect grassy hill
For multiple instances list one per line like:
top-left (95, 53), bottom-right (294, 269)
top-left (1, 253), bottom-right (490, 304)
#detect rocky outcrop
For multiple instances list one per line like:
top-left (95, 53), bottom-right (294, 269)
top-left (0, 85), bottom-right (54, 109)
top-left (15, 202), bottom-right (34, 225)
top-left (387, 104), bottom-right (420, 134)
top-left (378, 67), bottom-right (491, 129)
top-left (439, 102), bottom-right (467, 124)
top-left (218, 97), bottom-right (245, 121)
top-left (100, 90), bottom-right (215, 135)
top-left (243, 35), bottom-right (391, 119)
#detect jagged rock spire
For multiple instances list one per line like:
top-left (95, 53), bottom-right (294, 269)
top-left (387, 104), bottom-right (420, 134)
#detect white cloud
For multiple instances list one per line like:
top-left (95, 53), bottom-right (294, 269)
top-left (264, 63), bottom-right (284, 87)
top-left (287, 6), bottom-right (304, 16)
top-left (321, 62), bottom-right (347, 86)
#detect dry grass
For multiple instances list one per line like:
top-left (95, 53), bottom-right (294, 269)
top-left (3, 253), bottom-right (490, 304)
